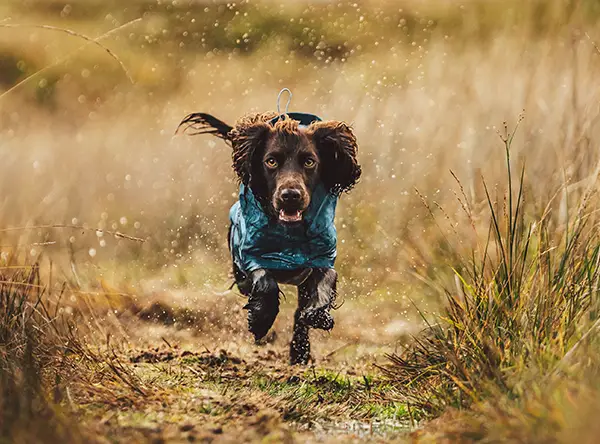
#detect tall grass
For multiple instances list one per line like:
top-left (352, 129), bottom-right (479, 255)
top-left (0, 254), bottom-right (151, 442)
top-left (385, 124), bottom-right (600, 439)
top-left (0, 260), bottom-right (83, 442)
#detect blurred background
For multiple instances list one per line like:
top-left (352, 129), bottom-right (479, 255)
top-left (1, 0), bottom-right (600, 349)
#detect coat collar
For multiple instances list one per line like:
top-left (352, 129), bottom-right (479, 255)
top-left (269, 112), bottom-right (322, 129)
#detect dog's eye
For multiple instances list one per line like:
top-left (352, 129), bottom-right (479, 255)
top-left (264, 157), bottom-right (278, 169)
top-left (304, 158), bottom-right (316, 169)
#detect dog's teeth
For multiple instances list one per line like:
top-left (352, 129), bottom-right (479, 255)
top-left (278, 209), bottom-right (303, 222)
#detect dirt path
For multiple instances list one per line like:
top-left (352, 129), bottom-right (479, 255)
top-left (71, 284), bottom-right (415, 443)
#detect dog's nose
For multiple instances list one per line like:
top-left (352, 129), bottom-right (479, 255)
top-left (281, 188), bottom-right (302, 202)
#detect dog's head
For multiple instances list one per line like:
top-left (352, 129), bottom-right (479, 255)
top-left (177, 111), bottom-right (361, 225)
top-left (230, 113), bottom-right (360, 224)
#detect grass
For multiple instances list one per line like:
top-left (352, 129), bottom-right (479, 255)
top-left (384, 122), bottom-right (600, 440)
top-left (129, 352), bottom-right (410, 429)
top-left (0, 261), bottom-right (82, 442)
top-left (67, 346), bottom-right (411, 441)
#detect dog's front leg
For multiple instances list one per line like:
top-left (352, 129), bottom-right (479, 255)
top-left (299, 268), bottom-right (336, 331)
top-left (290, 268), bottom-right (337, 365)
top-left (243, 269), bottom-right (280, 342)
top-left (290, 304), bottom-right (310, 365)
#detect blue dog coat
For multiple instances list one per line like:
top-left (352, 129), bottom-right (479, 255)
top-left (229, 184), bottom-right (338, 273)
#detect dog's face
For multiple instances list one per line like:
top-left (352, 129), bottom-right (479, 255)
top-left (176, 112), bottom-right (361, 225)
top-left (230, 114), bottom-right (361, 225)
top-left (261, 132), bottom-right (321, 223)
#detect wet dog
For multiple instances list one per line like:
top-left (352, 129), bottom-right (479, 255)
top-left (177, 111), bottom-right (360, 364)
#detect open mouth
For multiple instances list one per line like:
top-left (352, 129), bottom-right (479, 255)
top-left (278, 209), bottom-right (303, 223)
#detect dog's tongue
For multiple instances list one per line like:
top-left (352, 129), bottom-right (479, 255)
top-left (279, 209), bottom-right (303, 223)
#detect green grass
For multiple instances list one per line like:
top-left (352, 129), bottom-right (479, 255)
top-left (128, 354), bottom-right (412, 428)
top-left (245, 368), bottom-right (413, 423)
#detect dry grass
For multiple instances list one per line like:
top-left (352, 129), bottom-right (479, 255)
top-left (1, 0), bottom-right (600, 442)
top-left (383, 122), bottom-right (600, 441)
top-left (0, 261), bottom-right (82, 442)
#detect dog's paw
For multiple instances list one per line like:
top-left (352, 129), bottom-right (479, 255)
top-left (244, 292), bottom-right (279, 341)
top-left (255, 330), bottom-right (277, 346)
top-left (299, 307), bottom-right (334, 331)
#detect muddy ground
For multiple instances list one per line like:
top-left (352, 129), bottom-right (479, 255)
top-left (70, 281), bottom-right (419, 443)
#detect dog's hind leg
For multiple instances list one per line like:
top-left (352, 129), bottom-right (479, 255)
top-left (243, 269), bottom-right (280, 342)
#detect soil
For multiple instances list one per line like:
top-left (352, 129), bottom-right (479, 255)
top-left (70, 284), bottom-right (417, 443)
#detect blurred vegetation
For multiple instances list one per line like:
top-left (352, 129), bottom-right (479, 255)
top-left (1, 0), bottom-right (600, 103)
top-left (1, 0), bottom-right (599, 301)
top-left (1, 0), bottom-right (599, 295)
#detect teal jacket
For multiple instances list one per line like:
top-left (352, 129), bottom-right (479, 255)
top-left (229, 184), bottom-right (338, 273)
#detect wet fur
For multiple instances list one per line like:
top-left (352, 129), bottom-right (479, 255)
top-left (229, 113), bottom-right (361, 199)
top-left (178, 111), bottom-right (360, 364)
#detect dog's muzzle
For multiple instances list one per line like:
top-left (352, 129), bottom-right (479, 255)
top-left (276, 187), bottom-right (309, 223)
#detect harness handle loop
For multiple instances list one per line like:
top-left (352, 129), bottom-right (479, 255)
top-left (277, 88), bottom-right (292, 115)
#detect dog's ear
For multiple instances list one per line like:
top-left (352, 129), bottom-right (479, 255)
top-left (176, 113), bottom-right (233, 145)
top-left (309, 121), bottom-right (361, 194)
top-left (230, 114), bottom-right (274, 187)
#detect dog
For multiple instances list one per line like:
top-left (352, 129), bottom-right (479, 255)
top-left (177, 110), bottom-right (361, 364)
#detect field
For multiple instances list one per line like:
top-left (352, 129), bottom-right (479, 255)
top-left (2, 0), bottom-right (600, 442)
